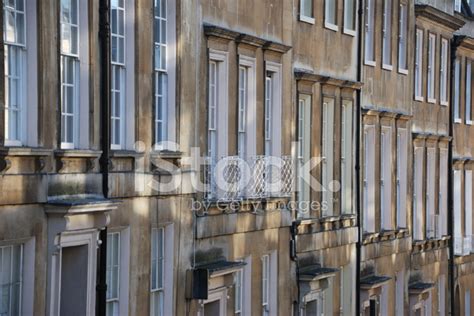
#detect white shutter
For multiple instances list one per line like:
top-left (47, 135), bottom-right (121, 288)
top-left (439, 149), bottom-right (448, 237)
top-left (465, 170), bottom-right (473, 252)
top-left (381, 127), bottom-right (392, 230)
top-left (364, 125), bottom-right (376, 232)
top-left (413, 147), bottom-right (424, 240)
top-left (397, 128), bottom-right (408, 228)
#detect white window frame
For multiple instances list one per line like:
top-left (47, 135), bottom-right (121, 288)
top-left (395, 271), bottom-right (404, 316)
top-left (153, 0), bottom-right (176, 150)
top-left (465, 170), bottom-right (473, 252)
top-left (234, 256), bottom-right (251, 315)
top-left (454, 169), bottom-right (462, 255)
top-left (364, 0), bottom-right (375, 66)
top-left (455, 58), bottom-right (462, 123)
top-left (261, 255), bottom-right (269, 315)
top-left (426, 148), bottom-right (436, 239)
top-left (413, 146), bottom-right (424, 241)
top-left (322, 97), bottom-right (335, 217)
top-left (59, 0), bottom-right (89, 150)
top-left (382, 0), bottom-right (393, 70)
top-left (343, 0), bottom-right (357, 36)
top-left (415, 29), bottom-right (424, 101)
top-left (261, 252), bottom-right (277, 316)
top-left (440, 38), bottom-right (449, 106)
top-left (298, 94), bottom-right (311, 218)
top-left (110, 0), bottom-right (135, 150)
top-left (3, 0), bottom-right (38, 147)
top-left (427, 33), bottom-right (436, 103)
top-left (398, 3), bottom-right (408, 74)
top-left (238, 56), bottom-right (257, 162)
top-left (396, 127), bottom-right (408, 228)
top-left (150, 225), bottom-right (174, 316)
top-left (0, 239), bottom-right (35, 316)
top-left (438, 148), bottom-right (448, 237)
top-left (438, 275), bottom-right (446, 316)
top-left (455, 0), bottom-right (462, 12)
top-left (264, 62), bottom-right (282, 158)
top-left (341, 99), bottom-right (353, 215)
top-left (381, 126), bottom-right (393, 230)
top-left (207, 51), bottom-right (229, 199)
top-left (299, 0), bottom-right (315, 24)
top-left (105, 229), bottom-right (129, 316)
top-left (466, 60), bottom-right (473, 125)
top-left (363, 124), bottom-right (376, 233)
top-left (198, 288), bottom-right (227, 316)
top-left (466, 290), bottom-right (471, 316)
top-left (324, 0), bottom-right (338, 31)
top-left (106, 232), bottom-right (120, 316)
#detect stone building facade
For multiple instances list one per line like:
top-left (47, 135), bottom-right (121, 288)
top-left (0, 0), bottom-right (474, 316)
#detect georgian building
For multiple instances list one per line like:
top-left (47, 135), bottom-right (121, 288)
top-left (0, 0), bottom-right (474, 316)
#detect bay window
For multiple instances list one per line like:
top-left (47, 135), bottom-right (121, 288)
top-left (382, 0), bottom-right (392, 69)
top-left (415, 29), bottom-right (424, 101)
top-left (398, 3), bottom-right (408, 73)
top-left (322, 98), bottom-right (335, 217)
top-left (427, 33), bottom-right (436, 103)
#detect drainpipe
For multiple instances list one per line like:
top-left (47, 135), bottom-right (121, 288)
top-left (355, 0), bottom-right (364, 315)
top-left (97, 0), bottom-right (111, 315)
top-left (290, 220), bottom-right (301, 314)
top-left (449, 35), bottom-right (464, 316)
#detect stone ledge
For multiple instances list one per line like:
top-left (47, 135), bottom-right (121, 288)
top-left (296, 214), bottom-right (357, 235)
top-left (362, 228), bottom-right (409, 245)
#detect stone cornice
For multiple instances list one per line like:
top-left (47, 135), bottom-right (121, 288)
top-left (415, 5), bottom-right (465, 31)
top-left (294, 69), bottom-right (363, 89)
top-left (203, 23), bottom-right (291, 53)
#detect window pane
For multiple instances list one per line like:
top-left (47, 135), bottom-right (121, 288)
top-left (326, 0), bottom-right (336, 24)
top-left (344, 0), bottom-right (355, 30)
top-left (302, 0), bottom-right (312, 18)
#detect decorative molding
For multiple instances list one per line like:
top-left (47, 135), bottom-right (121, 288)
top-left (295, 69), bottom-right (363, 89)
top-left (204, 23), bottom-right (291, 53)
top-left (415, 5), bottom-right (465, 31)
